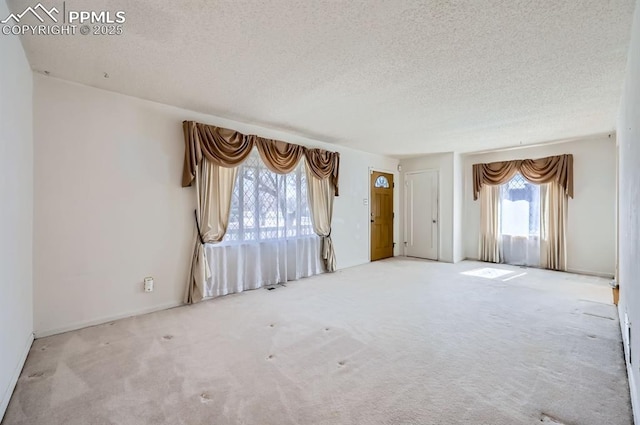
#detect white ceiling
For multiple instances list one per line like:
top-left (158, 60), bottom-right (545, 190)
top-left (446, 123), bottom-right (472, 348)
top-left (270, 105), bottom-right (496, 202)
top-left (9, 0), bottom-right (637, 157)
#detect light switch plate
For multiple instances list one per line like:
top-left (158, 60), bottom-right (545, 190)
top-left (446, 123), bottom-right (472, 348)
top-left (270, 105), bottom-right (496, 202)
top-left (144, 277), bottom-right (154, 292)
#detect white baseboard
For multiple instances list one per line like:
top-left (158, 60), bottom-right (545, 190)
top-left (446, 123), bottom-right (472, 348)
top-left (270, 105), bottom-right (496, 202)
top-left (566, 268), bottom-right (614, 279)
top-left (464, 258), bottom-right (613, 279)
top-left (630, 366), bottom-right (639, 425)
top-left (618, 303), bottom-right (639, 425)
top-left (35, 301), bottom-right (183, 338)
top-left (0, 332), bottom-right (34, 421)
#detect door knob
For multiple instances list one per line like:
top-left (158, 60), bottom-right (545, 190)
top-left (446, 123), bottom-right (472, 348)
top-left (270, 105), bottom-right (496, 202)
top-left (432, 220), bottom-right (436, 223)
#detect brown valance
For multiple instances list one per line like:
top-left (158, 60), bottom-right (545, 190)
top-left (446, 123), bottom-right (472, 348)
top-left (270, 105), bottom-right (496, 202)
top-left (254, 137), bottom-right (305, 175)
top-left (182, 121), bottom-right (340, 195)
top-left (472, 154), bottom-right (573, 200)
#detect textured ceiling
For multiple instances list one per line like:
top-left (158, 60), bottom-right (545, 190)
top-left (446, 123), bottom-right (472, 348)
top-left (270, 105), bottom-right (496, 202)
top-left (8, 0), bottom-right (636, 156)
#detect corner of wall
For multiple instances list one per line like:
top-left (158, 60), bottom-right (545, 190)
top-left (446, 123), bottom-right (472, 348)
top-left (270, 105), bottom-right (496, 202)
top-left (618, 299), bottom-right (639, 423)
top-left (0, 0), bottom-right (35, 418)
top-left (616, 0), bottom-right (640, 423)
top-left (0, 333), bottom-right (34, 420)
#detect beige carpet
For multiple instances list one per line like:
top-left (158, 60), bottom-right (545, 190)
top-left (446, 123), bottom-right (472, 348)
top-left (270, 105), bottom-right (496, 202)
top-left (2, 258), bottom-right (632, 425)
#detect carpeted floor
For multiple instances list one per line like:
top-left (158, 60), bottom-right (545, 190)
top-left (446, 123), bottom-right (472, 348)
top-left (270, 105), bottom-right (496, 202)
top-left (2, 258), bottom-right (632, 425)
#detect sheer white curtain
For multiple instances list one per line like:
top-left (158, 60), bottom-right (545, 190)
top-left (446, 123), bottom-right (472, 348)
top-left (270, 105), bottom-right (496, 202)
top-left (501, 235), bottom-right (540, 266)
top-left (204, 236), bottom-right (321, 297)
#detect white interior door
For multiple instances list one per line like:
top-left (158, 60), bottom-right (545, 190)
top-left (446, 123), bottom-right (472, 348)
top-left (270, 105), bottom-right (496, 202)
top-left (405, 170), bottom-right (438, 260)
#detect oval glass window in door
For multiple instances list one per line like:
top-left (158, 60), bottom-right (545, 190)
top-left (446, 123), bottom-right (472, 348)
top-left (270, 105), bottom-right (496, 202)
top-left (374, 175), bottom-right (390, 188)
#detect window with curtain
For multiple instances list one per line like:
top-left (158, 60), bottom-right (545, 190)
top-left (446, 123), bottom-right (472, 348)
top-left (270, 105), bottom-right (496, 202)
top-left (205, 149), bottom-right (322, 298)
top-left (474, 154), bottom-right (571, 271)
top-left (224, 150), bottom-right (314, 242)
top-left (500, 173), bottom-right (541, 267)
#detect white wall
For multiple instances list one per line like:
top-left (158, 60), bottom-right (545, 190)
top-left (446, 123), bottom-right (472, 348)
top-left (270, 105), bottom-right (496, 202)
top-left (0, 0), bottom-right (34, 418)
top-left (617, 0), bottom-right (640, 421)
top-left (33, 75), bottom-right (399, 337)
top-left (463, 135), bottom-right (617, 277)
top-left (399, 153), bottom-right (455, 263)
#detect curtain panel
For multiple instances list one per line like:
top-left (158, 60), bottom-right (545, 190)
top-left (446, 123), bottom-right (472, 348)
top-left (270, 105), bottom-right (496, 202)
top-left (181, 120), bottom-right (341, 304)
top-left (540, 181), bottom-right (568, 271)
top-left (185, 159), bottom-right (238, 304)
top-left (472, 154), bottom-right (573, 201)
top-left (305, 166), bottom-right (337, 272)
top-left (479, 185), bottom-right (502, 263)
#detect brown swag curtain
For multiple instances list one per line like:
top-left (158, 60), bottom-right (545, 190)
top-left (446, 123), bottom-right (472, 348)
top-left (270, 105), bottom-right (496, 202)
top-left (472, 154), bottom-right (573, 271)
top-left (473, 154), bottom-right (573, 201)
top-left (182, 121), bottom-right (340, 303)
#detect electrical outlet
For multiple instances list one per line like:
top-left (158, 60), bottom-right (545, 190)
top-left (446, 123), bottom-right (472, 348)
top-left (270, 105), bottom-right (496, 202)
top-left (144, 277), bottom-right (154, 292)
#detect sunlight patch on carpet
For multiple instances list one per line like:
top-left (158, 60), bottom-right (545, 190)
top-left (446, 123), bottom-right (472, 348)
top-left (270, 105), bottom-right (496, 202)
top-left (502, 272), bottom-right (527, 282)
top-left (461, 267), bottom-right (513, 279)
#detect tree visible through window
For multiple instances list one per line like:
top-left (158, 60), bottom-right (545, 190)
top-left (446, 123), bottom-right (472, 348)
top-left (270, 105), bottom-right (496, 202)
top-left (224, 150), bottom-right (314, 242)
top-left (500, 173), bottom-right (540, 237)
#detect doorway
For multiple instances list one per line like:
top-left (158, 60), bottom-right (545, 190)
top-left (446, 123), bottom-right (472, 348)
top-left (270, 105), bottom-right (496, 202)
top-left (370, 171), bottom-right (394, 261)
top-left (405, 170), bottom-right (438, 260)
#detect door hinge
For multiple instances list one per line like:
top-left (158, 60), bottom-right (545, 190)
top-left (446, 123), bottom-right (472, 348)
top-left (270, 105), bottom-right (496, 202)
top-left (393, 242), bottom-right (396, 247)
top-left (393, 182), bottom-right (395, 188)
top-left (392, 212), bottom-right (395, 219)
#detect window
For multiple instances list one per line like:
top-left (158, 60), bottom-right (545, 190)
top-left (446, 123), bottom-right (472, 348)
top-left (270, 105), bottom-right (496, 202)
top-left (374, 175), bottom-right (390, 188)
top-left (224, 150), bottom-right (314, 242)
top-left (500, 173), bottom-right (540, 237)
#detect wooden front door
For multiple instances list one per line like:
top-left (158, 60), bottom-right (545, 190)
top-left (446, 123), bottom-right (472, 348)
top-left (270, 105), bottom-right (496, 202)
top-left (371, 171), bottom-right (394, 261)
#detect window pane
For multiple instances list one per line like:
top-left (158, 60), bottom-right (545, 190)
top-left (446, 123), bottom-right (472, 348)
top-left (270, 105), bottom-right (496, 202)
top-left (374, 175), bottom-right (389, 188)
top-left (500, 173), bottom-right (540, 236)
top-left (224, 150), bottom-right (314, 242)
top-left (226, 185), bottom-right (240, 241)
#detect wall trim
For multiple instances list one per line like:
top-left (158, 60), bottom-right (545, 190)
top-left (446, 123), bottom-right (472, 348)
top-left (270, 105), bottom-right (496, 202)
top-left (464, 258), bottom-right (613, 279)
top-left (35, 256), bottom-right (396, 339)
top-left (0, 332), bottom-right (34, 421)
top-left (618, 303), bottom-right (639, 425)
top-left (35, 301), bottom-right (183, 338)
top-left (565, 268), bottom-right (615, 279)
top-left (462, 132), bottom-right (614, 156)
